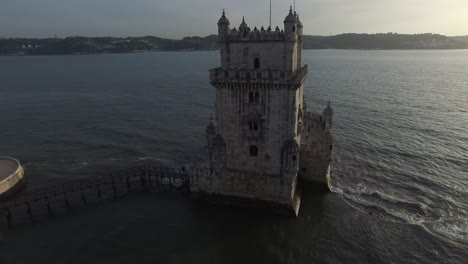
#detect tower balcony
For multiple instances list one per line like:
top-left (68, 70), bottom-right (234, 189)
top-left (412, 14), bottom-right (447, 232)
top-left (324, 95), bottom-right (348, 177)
top-left (209, 65), bottom-right (308, 86)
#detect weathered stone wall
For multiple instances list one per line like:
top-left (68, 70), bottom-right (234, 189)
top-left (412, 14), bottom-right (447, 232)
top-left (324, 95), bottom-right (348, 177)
top-left (220, 39), bottom-right (299, 72)
top-left (189, 168), bottom-right (297, 206)
top-left (199, 9), bottom-right (310, 214)
top-left (299, 111), bottom-right (333, 184)
top-left (215, 83), bottom-right (303, 175)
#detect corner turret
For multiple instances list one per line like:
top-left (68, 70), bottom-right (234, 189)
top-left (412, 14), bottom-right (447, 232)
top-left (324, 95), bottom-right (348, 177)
top-left (239, 17), bottom-right (249, 31)
top-left (296, 14), bottom-right (303, 36)
top-left (218, 9), bottom-right (230, 41)
top-left (284, 6), bottom-right (297, 39)
top-left (323, 100), bottom-right (334, 130)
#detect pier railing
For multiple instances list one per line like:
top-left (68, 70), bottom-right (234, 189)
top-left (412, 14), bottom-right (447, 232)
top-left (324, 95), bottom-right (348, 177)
top-left (0, 165), bottom-right (189, 227)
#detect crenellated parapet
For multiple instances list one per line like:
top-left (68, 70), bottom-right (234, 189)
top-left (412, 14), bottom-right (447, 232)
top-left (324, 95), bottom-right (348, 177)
top-left (225, 27), bottom-right (292, 42)
top-left (218, 6), bottom-right (303, 43)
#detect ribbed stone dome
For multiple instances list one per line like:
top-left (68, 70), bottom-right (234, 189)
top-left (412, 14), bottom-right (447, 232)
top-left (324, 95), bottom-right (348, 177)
top-left (297, 14), bottom-right (303, 28)
top-left (323, 100), bottom-right (334, 116)
top-left (205, 120), bottom-right (216, 135)
top-left (284, 6), bottom-right (296, 23)
top-left (239, 17), bottom-right (248, 30)
top-left (218, 10), bottom-right (230, 25)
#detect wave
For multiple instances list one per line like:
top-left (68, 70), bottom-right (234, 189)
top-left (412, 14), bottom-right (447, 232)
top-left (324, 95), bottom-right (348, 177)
top-left (330, 183), bottom-right (468, 247)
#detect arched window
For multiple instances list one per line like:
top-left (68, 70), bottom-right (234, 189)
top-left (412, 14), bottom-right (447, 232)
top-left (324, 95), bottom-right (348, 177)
top-left (292, 26), bottom-right (296, 32)
top-left (254, 91), bottom-right (260, 103)
top-left (254, 57), bottom-right (260, 69)
top-left (249, 145), bottom-right (258, 157)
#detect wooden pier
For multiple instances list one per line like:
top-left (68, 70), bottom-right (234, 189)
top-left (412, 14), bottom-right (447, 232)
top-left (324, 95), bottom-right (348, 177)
top-left (0, 165), bottom-right (189, 227)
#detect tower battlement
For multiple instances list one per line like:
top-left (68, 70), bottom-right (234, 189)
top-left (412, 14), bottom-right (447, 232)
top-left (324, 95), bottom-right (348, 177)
top-left (218, 6), bottom-right (303, 43)
top-left (225, 27), bottom-right (291, 42)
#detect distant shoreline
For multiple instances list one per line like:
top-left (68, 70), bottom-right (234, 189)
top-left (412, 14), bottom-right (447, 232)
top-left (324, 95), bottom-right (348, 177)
top-left (2, 48), bottom-right (468, 57)
top-left (1, 33), bottom-right (467, 56)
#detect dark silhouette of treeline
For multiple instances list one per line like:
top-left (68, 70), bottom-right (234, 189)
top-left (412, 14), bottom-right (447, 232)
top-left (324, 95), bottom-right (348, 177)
top-left (304, 33), bottom-right (467, 49)
top-left (0, 35), bottom-right (219, 55)
top-left (1, 33), bottom-right (467, 55)
top-left (451, 35), bottom-right (468, 45)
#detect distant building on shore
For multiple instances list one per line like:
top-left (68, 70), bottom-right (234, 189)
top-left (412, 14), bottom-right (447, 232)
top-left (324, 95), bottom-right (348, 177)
top-left (190, 7), bottom-right (334, 215)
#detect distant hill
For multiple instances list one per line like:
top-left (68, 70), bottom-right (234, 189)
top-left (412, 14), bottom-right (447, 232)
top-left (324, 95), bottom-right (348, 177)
top-left (451, 36), bottom-right (468, 45)
top-left (0, 35), bottom-right (219, 55)
top-left (303, 33), bottom-right (468, 49)
top-left (1, 33), bottom-right (467, 55)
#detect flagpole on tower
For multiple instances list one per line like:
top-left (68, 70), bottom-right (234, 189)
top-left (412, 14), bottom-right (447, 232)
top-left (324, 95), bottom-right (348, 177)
top-left (294, 0), bottom-right (296, 12)
top-left (269, 0), bottom-right (272, 28)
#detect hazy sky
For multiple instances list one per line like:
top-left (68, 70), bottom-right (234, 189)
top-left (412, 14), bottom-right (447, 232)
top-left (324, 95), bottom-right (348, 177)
top-left (1, 0), bottom-right (467, 38)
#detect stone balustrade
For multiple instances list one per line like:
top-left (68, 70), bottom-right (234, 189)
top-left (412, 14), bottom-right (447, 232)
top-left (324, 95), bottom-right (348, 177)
top-left (210, 65), bottom-right (308, 86)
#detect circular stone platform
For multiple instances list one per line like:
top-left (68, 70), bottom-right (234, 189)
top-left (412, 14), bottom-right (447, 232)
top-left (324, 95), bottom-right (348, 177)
top-left (0, 157), bottom-right (21, 182)
top-left (0, 157), bottom-right (24, 198)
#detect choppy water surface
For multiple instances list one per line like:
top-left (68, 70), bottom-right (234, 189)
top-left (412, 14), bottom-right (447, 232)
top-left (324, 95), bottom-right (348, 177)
top-left (0, 50), bottom-right (467, 263)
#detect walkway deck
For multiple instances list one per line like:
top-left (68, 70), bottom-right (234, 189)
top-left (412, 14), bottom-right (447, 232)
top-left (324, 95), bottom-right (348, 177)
top-left (0, 165), bottom-right (189, 227)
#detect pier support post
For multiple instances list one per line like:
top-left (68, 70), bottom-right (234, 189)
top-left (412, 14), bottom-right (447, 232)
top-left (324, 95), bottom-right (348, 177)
top-left (64, 193), bottom-right (70, 209)
top-left (112, 181), bottom-right (117, 199)
top-left (81, 190), bottom-right (87, 205)
top-left (126, 177), bottom-right (131, 192)
top-left (46, 197), bottom-right (52, 215)
top-left (97, 185), bottom-right (102, 200)
top-left (4, 208), bottom-right (12, 228)
top-left (26, 203), bottom-right (32, 220)
top-left (140, 174), bottom-right (145, 187)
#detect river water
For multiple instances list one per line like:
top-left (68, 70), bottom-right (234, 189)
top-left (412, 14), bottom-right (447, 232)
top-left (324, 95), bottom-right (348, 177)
top-left (0, 50), bottom-right (467, 263)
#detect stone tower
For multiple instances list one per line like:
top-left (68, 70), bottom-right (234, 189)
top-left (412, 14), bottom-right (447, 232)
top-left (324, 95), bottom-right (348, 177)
top-left (191, 7), bottom-right (308, 215)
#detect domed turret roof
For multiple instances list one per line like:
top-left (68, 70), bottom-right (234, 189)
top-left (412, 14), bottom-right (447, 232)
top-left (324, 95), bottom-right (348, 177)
top-left (284, 6), bottom-right (296, 23)
top-left (283, 139), bottom-right (299, 153)
top-left (239, 17), bottom-right (248, 30)
top-left (297, 14), bottom-right (303, 27)
top-left (323, 99), bottom-right (334, 116)
top-left (205, 115), bottom-right (217, 135)
top-left (218, 9), bottom-right (230, 25)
